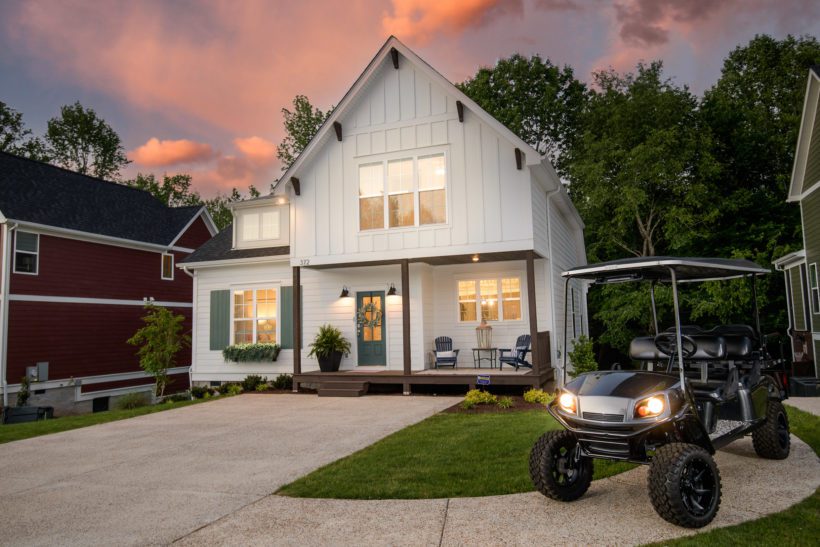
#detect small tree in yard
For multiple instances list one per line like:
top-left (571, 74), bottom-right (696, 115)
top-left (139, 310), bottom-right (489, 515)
top-left (127, 305), bottom-right (189, 398)
top-left (568, 335), bottom-right (598, 378)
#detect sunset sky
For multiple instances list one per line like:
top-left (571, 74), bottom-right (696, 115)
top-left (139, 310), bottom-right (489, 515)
top-left (1, 0), bottom-right (818, 196)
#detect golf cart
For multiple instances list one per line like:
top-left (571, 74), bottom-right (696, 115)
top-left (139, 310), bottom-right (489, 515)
top-left (529, 257), bottom-right (790, 528)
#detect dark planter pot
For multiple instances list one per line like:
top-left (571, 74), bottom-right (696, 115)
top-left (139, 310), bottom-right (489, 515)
top-left (318, 351), bottom-right (343, 372)
top-left (2, 406), bottom-right (54, 425)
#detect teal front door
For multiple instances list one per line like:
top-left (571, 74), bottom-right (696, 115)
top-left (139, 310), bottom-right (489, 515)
top-left (356, 291), bottom-right (386, 366)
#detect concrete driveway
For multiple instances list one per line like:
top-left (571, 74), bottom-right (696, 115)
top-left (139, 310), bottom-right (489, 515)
top-left (0, 394), bottom-right (459, 546)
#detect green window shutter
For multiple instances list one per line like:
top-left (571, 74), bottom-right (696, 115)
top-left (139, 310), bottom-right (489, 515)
top-left (281, 286), bottom-right (293, 349)
top-left (280, 285), bottom-right (302, 349)
top-left (209, 290), bottom-right (231, 350)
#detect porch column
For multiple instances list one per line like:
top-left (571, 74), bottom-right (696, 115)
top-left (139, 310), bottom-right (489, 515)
top-left (292, 266), bottom-right (301, 392)
top-left (401, 259), bottom-right (411, 380)
top-left (526, 251), bottom-right (540, 378)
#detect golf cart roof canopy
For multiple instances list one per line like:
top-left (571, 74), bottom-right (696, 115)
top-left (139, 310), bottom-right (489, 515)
top-left (563, 257), bottom-right (770, 284)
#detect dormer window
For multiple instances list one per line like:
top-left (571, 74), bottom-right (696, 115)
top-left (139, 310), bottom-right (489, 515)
top-left (242, 211), bottom-right (280, 241)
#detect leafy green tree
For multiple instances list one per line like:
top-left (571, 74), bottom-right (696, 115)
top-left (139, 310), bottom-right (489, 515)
top-left (125, 173), bottom-right (202, 207)
top-left (0, 101), bottom-right (48, 160)
top-left (276, 95), bottom-right (330, 170)
top-left (45, 101), bottom-right (129, 179)
top-left (127, 305), bottom-right (190, 398)
top-left (568, 335), bottom-right (598, 377)
top-left (458, 54), bottom-right (587, 175)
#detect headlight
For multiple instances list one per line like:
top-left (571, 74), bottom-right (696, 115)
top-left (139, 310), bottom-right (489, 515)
top-left (635, 396), bottom-right (665, 418)
top-left (558, 392), bottom-right (577, 414)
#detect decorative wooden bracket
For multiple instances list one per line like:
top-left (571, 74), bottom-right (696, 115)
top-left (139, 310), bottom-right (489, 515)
top-left (333, 121), bottom-right (342, 142)
top-left (390, 47), bottom-right (399, 69)
top-left (456, 100), bottom-right (464, 122)
top-left (290, 177), bottom-right (301, 196)
top-left (515, 148), bottom-right (523, 170)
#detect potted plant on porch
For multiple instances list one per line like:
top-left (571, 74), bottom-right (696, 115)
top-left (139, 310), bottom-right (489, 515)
top-left (307, 324), bottom-right (351, 372)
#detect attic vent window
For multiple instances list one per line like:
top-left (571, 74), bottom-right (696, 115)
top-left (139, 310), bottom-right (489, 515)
top-left (161, 253), bottom-right (174, 281)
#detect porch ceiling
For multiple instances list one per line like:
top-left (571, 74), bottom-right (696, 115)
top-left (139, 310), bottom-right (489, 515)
top-left (305, 250), bottom-right (544, 269)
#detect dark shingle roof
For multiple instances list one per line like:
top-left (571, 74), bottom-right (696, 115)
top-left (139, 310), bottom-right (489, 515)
top-left (181, 224), bottom-right (289, 264)
top-left (0, 152), bottom-right (203, 246)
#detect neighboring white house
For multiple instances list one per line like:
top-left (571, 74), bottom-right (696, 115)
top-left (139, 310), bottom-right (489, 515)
top-left (180, 36), bottom-right (587, 393)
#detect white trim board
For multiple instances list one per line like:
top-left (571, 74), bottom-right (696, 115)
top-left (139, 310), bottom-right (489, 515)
top-left (9, 294), bottom-right (192, 308)
top-left (5, 366), bottom-right (191, 393)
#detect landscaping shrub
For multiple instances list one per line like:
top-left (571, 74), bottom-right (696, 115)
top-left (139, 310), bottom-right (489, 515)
top-left (191, 385), bottom-right (215, 399)
top-left (461, 389), bottom-right (498, 409)
top-left (165, 391), bottom-right (191, 402)
top-left (223, 343), bottom-right (281, 362)
top-left (16, 376), bottom-right (30, 407)
top-left (241, 374), bottom-right (266, 391)
top-left (523, 388), bottom-right (554, 405)
top-left (498, 396), bottom-right (514, 409)
top-left (220, 383), bottom-right (243, 396)
top-left (271, 373), bottom-right (293, 390)
top-left (116, 391), bottom-right (150, 410)
top-left (569, 335), bottom-right (598, 377)
top-left (255, 383), bottom-right (268, 392)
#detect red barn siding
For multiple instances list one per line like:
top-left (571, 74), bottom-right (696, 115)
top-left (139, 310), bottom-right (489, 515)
top-left (11, 233), bottom-right (193, 302)
top-left (174, 215), bottom-right (213, 249)
top-left (7, 301), bottom-right (192, 382)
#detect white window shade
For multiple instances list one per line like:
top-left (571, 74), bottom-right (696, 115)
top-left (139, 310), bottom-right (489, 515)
top-left (243, 213), bottom-right (260, 241)
top-left (261, 211), bottom-right (280, 239)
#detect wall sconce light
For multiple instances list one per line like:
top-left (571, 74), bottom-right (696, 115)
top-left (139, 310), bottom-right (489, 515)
top-left (472, 254), bottom-right (479, 262)
top-left (387, 283), bottom-right (397, 297)
top-left (339, 286), bottom-right (350, 298)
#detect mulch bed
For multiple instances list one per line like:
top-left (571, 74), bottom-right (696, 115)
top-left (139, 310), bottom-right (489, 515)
top-left (443, 394), bottom-right (549, 414)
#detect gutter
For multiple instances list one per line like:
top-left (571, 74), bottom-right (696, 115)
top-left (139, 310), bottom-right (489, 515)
top-left (180, 265), bottom-right (196, 397)
top-left (545, 186), bottom-right (562, 387)
top-left (1, 221), bottom-right (17, 406)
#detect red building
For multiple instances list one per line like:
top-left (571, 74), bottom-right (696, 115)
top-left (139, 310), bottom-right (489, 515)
top-left (0, 152), bottom-right (216, 413)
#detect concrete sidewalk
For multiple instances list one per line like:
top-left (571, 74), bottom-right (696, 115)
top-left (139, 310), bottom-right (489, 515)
top-left (786, 396), bottom-right (820, 416)
top-left (176, 436), bottom-right (820, 546)
top-left (0, 394), bottom-right (459, 546)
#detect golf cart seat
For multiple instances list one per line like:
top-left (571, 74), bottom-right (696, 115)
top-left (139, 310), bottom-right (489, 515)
top-left (628, 332), bottom-right (727, 361)
top-left (706, 325), bottom-right (756, 359)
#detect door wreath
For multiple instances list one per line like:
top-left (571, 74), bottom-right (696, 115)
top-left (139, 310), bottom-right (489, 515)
top-left (356, 302), bottom-right (383, 335)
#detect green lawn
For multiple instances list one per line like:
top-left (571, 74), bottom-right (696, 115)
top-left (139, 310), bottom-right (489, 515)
top-left (0, 398), bottom-right (207, 444)
top-left (647, 404), bottom-right (820, 546)
top-left (278, 410), bottom-right (635, 499)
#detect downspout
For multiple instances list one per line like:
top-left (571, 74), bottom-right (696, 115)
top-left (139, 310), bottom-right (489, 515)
top-left (545, 187), bottom-right (561, 384)
top-left (181, 265), bottom-right (196, 397)
top-left (1, 222), bottom-right (18, 406)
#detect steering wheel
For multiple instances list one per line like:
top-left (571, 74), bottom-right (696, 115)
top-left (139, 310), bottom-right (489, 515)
top-left (654, 332), bottom-right (698, 359)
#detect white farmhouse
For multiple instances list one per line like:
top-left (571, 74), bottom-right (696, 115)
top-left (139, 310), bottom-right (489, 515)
top-left (181, 37), bottom-right (587, 395)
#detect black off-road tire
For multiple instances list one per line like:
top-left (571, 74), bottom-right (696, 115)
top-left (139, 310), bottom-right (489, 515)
top-left (529, 430), bottom-right (593, 501)
top-left (752, 400), bottom-right (790, 460)
top-left (648, 443), bottom-right (721, 528)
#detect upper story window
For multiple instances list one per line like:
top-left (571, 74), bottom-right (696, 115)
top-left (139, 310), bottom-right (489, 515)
top-left (810, 263), bottom-right (819, 314)
top-left (161, 253), bottom-right (174, 281)
top-left (359, 153), bottom-right (447, 231)
top-left (457, 277), bottom-right (522, 323)
top-left (14, 231), bottom-right (39, 275)
top-left (242, 210), bottom-right (280, 241)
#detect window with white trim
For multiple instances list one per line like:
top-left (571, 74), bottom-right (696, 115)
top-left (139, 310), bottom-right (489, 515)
top-left (810, 263), bottom-right (819, 315)
top-left (233, 288), bottom-right (278, 344)
top-left (359, 153), bottom-right (447, 230)
top-left (241, 210), bottom-right (280, 242)
top-left (161, 253), bottom-right (174, 280)
top-left (457, 277), bottom-right (522, 322)
top-left (13, 231), bottom-right (38, 275)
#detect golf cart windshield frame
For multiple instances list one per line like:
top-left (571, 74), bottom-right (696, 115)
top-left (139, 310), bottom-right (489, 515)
top-left (559, 257), bottom-right (770, 388)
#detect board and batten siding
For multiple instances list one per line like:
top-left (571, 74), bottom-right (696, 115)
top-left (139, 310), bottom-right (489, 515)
top-left (290, 58), bottom-right (534, 266)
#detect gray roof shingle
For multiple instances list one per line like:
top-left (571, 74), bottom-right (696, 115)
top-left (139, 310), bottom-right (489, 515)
top-left (0, 151), bottom-right (203, 246)
top-left (181, 224), bottom-right (289, 264)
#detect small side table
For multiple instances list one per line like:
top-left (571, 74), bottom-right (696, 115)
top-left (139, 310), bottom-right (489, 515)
top-left (472, 347), bottom-right (498, 369)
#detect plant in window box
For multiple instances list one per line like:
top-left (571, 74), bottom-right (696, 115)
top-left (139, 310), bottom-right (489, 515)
top-left (222, 343), bottom-right (281, 363)
top-left (308, 324), bottom-right (351, 372)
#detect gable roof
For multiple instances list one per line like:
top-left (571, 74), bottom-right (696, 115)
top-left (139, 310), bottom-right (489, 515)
top-left (788, 67), bottom-right (820, 201)
top-left (0, 151), bottom-right (213, 247)
top-left (180, 224), bottom-right (289, 265)
top-left (269, 35), bottom-right (543, 197)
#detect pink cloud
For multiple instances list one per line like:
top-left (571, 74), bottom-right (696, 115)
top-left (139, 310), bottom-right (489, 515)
top-left (129, 137), bottom-right (216, 167)
top-left (234, 136), bottom-right (277, 164)
top-left (382, 0), bottom-right (524, 45)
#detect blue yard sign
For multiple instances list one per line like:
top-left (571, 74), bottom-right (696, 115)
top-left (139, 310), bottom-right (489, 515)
top-left (476, 375), bottom-right (491, 386)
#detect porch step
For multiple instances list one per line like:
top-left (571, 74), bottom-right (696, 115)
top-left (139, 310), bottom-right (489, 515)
top-left (317, 381), bottom-right (369, 397)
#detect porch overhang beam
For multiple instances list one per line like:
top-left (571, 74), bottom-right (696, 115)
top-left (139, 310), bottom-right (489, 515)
top-left (302, 249), bottom-right (544, 269)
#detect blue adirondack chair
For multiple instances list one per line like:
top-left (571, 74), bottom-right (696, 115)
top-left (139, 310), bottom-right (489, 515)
top-left (433, 337), bottom-right (459, 368)
top-left (499, 335), bottom-right (532, 370)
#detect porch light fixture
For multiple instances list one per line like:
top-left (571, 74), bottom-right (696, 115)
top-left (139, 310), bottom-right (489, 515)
top-left (472, 254), bottom-right (479, 262)
top-left (339, 286), bottom-right (350, 298)
top-left (387, 283), bottom-right (398, 297)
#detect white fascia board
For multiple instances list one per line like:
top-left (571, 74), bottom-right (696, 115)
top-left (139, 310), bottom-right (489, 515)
top-left (265, 35), bottom-right (546, 202)
top-left (179, 255), bottom-right (291, 270)
top-left (773, 249), bottom-right (806, 268)
top-left (788, 71), bottom-right (820, 202)
top-left (9, 294), bottom-right (192, 308)
top-left (168, 207), bottom-right (219, 247)
top-left (9, 219), bottom-right (195, 253)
